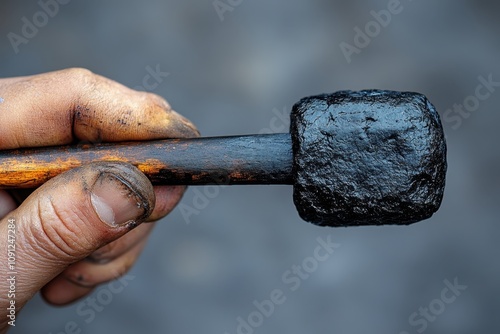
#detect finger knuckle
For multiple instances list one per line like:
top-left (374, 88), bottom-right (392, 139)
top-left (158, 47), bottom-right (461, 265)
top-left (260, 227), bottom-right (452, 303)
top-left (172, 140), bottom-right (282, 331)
top-left (67, 263), bottom-right (133, 288)
top-left (62, 67), bottom-right (94, 81)
top-left (62, 68), bottom-right (97, 94)
top-left (27, 198), bottom-right (96, 261)
top-left (86, 243), bottom-right (118, 264)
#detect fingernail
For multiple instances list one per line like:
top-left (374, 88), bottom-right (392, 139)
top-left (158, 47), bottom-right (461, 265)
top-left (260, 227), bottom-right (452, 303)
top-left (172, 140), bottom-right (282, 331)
top-left (171, 110), bottom-right (200, 137)
top-left (90, 172), bottom-right (149, 227)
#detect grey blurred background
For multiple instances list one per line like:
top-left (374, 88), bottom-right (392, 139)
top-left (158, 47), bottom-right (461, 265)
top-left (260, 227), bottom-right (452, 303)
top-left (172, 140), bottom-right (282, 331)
top-left (1, 0), bottom-right (499, 333)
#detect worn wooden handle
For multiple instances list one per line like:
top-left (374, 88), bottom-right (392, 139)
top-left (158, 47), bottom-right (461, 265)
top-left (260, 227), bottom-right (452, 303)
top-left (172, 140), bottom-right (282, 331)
top-left (0, 134), bottom-right (293, 189)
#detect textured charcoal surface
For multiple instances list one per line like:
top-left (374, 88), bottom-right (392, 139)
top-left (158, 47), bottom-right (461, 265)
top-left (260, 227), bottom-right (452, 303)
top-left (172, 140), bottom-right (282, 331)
top-left (291, 90), bottom-right (447, 227)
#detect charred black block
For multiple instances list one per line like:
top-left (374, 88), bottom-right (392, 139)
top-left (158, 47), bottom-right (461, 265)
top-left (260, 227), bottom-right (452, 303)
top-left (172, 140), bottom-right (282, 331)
top-left (291, 90), bottom-right (447, 227)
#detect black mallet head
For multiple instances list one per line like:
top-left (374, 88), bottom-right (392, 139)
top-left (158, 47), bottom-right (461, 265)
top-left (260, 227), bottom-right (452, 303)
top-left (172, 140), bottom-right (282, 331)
top-left (0, 90), bottom-right (446, 228)
top-left (291, 90), bottom-right (447, 227)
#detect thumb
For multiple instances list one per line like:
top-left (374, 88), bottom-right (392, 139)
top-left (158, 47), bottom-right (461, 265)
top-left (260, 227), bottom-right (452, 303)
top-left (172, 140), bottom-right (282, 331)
top-left (0, 162), bottom-right (155, 314)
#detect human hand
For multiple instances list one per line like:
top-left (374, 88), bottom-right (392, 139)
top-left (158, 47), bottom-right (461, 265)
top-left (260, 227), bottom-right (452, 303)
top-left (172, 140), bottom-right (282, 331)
top-left (0, 68), bottom-right (199, 332)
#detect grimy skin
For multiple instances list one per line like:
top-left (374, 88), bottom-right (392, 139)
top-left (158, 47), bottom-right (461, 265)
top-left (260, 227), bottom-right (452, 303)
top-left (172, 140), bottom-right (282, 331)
top-left (291, 90), bottom-right (447, 227)
top-left (0, 69), bottom-right (199, 333)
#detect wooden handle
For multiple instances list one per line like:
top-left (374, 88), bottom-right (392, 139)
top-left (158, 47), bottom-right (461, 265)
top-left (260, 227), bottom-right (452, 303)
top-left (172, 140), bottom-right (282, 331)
top-left (0, 134), bottom-right (293, 189)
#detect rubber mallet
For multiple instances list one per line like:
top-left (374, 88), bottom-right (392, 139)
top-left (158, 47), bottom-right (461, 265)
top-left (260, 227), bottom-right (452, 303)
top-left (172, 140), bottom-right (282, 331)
top-left (0, 90), bottom-right (447, 227)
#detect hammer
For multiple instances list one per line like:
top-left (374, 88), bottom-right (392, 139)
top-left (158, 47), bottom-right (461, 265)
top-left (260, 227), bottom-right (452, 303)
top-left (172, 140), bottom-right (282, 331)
top-left (0, 90), bottom-right (447, 227)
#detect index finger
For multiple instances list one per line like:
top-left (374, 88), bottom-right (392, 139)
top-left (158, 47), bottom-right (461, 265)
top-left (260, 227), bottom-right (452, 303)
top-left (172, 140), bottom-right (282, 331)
top-left (0, 68), bottom-right (199, 150)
